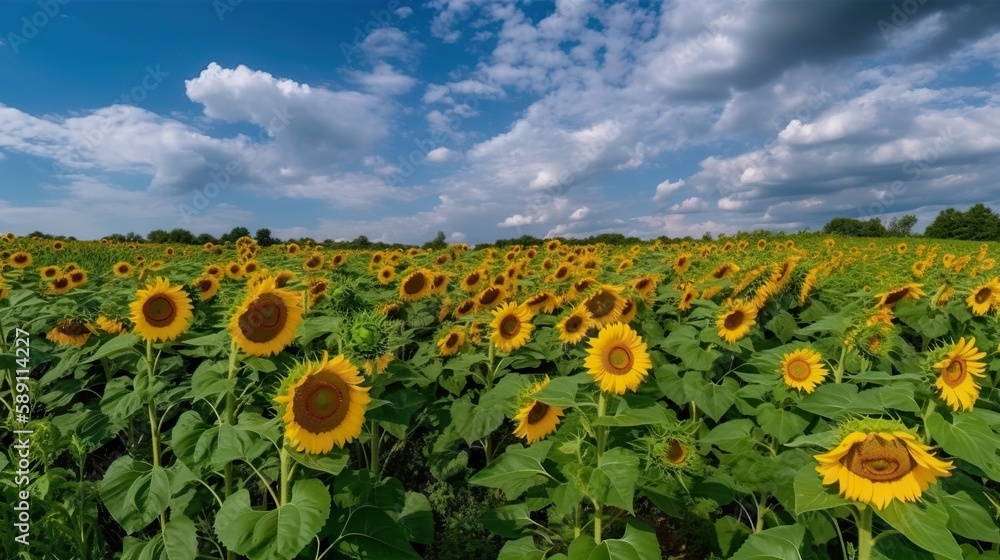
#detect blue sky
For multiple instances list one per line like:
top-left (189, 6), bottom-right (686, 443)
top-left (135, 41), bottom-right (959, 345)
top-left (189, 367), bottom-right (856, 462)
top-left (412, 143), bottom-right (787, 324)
top-left (1, 0), bottom-right (1000, 244)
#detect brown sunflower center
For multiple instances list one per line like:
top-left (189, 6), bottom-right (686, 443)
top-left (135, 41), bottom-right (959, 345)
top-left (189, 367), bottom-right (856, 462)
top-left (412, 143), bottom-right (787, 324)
top-left (555, 266), bottom-right (569, 279)
top-left (228, 265), bottom-right (241, 274)
top-left (456, 301), bottom-right (475, 315)
top-left (586, 291), bottom-right (618, 319)
top-left (635, 279), bottom-right (650, 291)
top-left (403, 273), bottom-right (427, 294)
top-left (499, 315), bottom-right (520, 338)
top-left (975, 288), bottom-right (992, 304)
top-left (713, 265), bottom-right (730, 279)
top-left (238, 293), bottom-right (288, 343)
top-left (605, 345), bottom-right (633, 374)
top-left (43, 268), bottom-right (57, 278)
top-left (724, 310), bottom-right (745, 330)
top-left (142, 294), bottom-right (177, 327)
top-left (665, 439), bottom-right (687, 465)
top-left (785, 359), bottom-right (812, 382)
top-left (69, 271), bottom-right (84, 282)
top-left (942, 359), bottom-right (967, 387)
top-left (445, 333), bottom-right (460, 348)
top-left (479, 288), bottom-right (501, 307)
top-left (842, 434), bottom-right (916, 482)
top-left (305, 257), bottom-right (320, 268)
top-left (528, 293), bottom-right (549, 306)
top-left (526, 401), bottom-right (550, 424)
top-left (291, 370), bottom-right (351, 434)
top-left (245, 263), bottom-right (258, 273)
top-left (565, 315), bottom-right (584, 333)
top-left (465, 272), bottom-right (480, 285)
top-left (59, 321), bottom-right (90, 336)
top-left (198, 279), bottom-right (214, 292)
top-left (53, 277), bottom-right (69, 289)
top-left (118, 265), bottom-right (130, 274)
top-left (13, 254), bottom-right (27, 264)
top-left (882, 287), bottom-right (910, 306)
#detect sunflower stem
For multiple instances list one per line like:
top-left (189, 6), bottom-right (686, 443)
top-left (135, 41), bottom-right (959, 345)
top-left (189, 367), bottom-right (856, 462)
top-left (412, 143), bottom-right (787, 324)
top-left (921, 399), bottom-right (937, 444)
top-left (856, 505), bottom-right (874, 560)
top-left (224, 338), bottom-right (239, 560)
top-left (594, 391), bottom-right (609, 545)
top-left (279, 444), bottom-right (291, 507)
top-left (369, 419), bottom-right (381, 478)
top-left (145, 339), bottom-right (167, 538)
top-left (834, 344), bottom-right (848, 384)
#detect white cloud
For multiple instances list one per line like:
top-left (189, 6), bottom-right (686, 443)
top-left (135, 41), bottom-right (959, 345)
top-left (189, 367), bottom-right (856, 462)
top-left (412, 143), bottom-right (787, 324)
top-left (348, 63), bottom-right (416, 96)
top-left (394, 6), bottom-right (413, 18)
top-left (670, 196), bottom-right (708, 212)
top-left (360, 28), bottom-right (421, 61)
top-left (653, 179), bottom-right (685, 201)
top-left (425, 147), bottom-right (459, 163)
top-left (569, 206), bottom-right (590, 220)
top-left (497, 213), bottom-right (539, 227)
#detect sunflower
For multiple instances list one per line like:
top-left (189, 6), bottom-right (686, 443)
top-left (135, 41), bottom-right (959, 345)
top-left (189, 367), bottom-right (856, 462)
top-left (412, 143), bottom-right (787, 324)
top-left (229, 277), bottom-right (304, 356)
top-left (274, 270), bottom-right (296, 288)
top-left (932, 337), bottom-right (987, 411)
top-left (460, 269), bottom-right (485, 292)
top-left (129, 277), bottom-right (194, 342)
top-left (557, 305), bottom-right (593, 344)
top-left (716, 301), bottom-right (757, 344)
top-left (477, 286), bottom-right (506, 310)
top-left (875, 283), bottom-right (925, 308)
top-left (376, 266), bottom-right (395, 285)
top-left (619, 297), bottom-right (638, 324)
top-left (363, 353), bottom-right (394, 375)
top-left (911, 260), bottom-right (927, 279)
top-left (48, 276), bottom-right (72, 295)
top-left (437, 328), bottom-right (466, 356)
top-left (52, 240), bottom-right (64, 250)
top-left (40, 265), bottom-right (60, 279)
top-left (513, 377), bottom-right (564, 444)
top-left (399, 270), bottom-right (433, 302)
top-left (274, 352), bottom-right (371, 454)
top-left (287, 243), bottom-right (300, 255)
top-left (780, 348), bottom-right (828, 393)
top-left (815, 422), bottom-right (953, 510)
top-left (303, 252), bottom-right (324, 272)
top-left (966, 277), bottom-right (999, 316)
top-left (67, 269), bottom-right (88, 287)
top-left (9, 251), bottom-right (31, 269)
top-left (580, 284), bottom-right (626, 327)
top-left (453, 298), bottom-right (477, 319)
top-left (490, 302), bottom-right (534, 353)
top-left (678, 284), bottom-right (698, 312)
top-left (330, 253), bottom-right (347, 268)
top-left (631, 275), bottom-right (659, 303)
top-left (242, 260), bottom-right (261, 276)
top-left (96, 316), bottom-right (126, 335)
top-left (673, 254), bottom-right (691, 275)
top-left (525, 291), bottom-right (559, 315)
top-left (112, 261), bottom-right (134, 278)
top-left (225, 261), bottom-right (244, 279)
top-left (584, 323), bottom-right (652, 394)
top-left (193, 276), bottom-right (220, 301)
top-left (431, 273), bottom-right (449, 295)
top-left (46, 319), bottom-right (92, 345)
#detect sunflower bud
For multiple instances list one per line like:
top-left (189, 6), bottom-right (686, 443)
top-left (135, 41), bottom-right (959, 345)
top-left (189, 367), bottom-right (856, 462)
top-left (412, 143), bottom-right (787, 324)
top-left (348, 311), bottom-right (391, 361)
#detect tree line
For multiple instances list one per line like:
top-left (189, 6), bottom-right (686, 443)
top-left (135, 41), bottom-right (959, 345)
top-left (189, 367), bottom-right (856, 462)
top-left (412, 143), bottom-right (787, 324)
top-left (822, 204), bottom-right (1000, 240)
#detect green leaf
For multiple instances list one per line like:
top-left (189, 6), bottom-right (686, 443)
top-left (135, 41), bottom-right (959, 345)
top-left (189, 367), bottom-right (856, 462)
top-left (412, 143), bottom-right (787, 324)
top-left (100, 376), bottom-right (143, 427)
top-left (927, 411), bottom-right (1000, 481)
top-left (715, 515), bottom-right (752, 557)
top-left (875, 498), bottom-right (962, 560)
top-left (99, 456), bottom-right (170, 534)
top-left (686, 374), bottom-right (738, 421)
top-left (397, 491), bottom-right (435, 545)
top-left (498, 536), bottom-right (546, 560)
top-left (470, 441), bottom-right (553, 499)
top-left (765, 311), bottom-right (798, 343)
top-left (169, 411), bottom-right (210, 470)
top-left (702, 419), bottom-right (756, 454)
top-left (190, 360), bottom-right (232, 402)
top-left (450, 394), bottom-right (505, 444)
top-left (533, 375), bottom-right (583, 407)
top-left (328, 506), bottom-right (421, 560)
top-left (654, 363), bottom-right (689, 405)
top-left (792, 464), bottom-right (850, 515)
top-left (757, 404), bottom-right (809, 445)
top-left (730, 524), bottom-right (805, 560)
top-left (934, 488), bottom-right (1000, 544)
top-left (85, 333), bottom-right (140, 363)
top-left (567, 520), bottom-right (660, 560)
top-left (163, 514), bottom-right (198, 560)
top-left (287, 447), bottom-right (350, 476)
top-left (590, 448), bottom-right (640, 514)
top-left (481, 503), bottom-right (541, 539)
top-left (215, 479), bottom-right (331, 560)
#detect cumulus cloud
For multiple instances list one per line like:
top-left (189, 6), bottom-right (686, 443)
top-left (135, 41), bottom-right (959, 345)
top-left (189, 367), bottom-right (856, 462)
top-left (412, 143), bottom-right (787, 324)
top-left (425, 147), bottom-right (459, 163)
top-left (653, 179), bottom-right (685, 201)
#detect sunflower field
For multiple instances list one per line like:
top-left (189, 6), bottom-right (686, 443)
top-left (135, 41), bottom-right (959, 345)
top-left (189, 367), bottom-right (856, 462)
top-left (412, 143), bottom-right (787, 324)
top-left (3, 233), bottom-right (1000, 560)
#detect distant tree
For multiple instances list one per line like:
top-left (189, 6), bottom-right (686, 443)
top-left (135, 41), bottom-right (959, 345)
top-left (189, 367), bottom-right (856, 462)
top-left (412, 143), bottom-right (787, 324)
top-left (822, 217), bottom-right (886, 237)
top-left (124, 232), bottom-right (145, 243)
top-left (220, 226), bottom-right (251, 244)
top-left (886, 215), bottom-right (918, 237)
top-left (422, 231), bottom-right (448, 250)
top-left (147, 229), bottom-right (170, 243)
top-left (104, 233), bottom-right (127, 243)
top-left (925, 204), bottom-right (1000, 240)
top-left (168, 228), bottom-right (197, 244)
top-left (352, 235), bottom-right (371, 248)
top-left (192, 233), bottom-right (215, 245)
top-left (860, 218), bottom-right (887, 237)
top-left (255, 228), bottom-right (279, 247)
